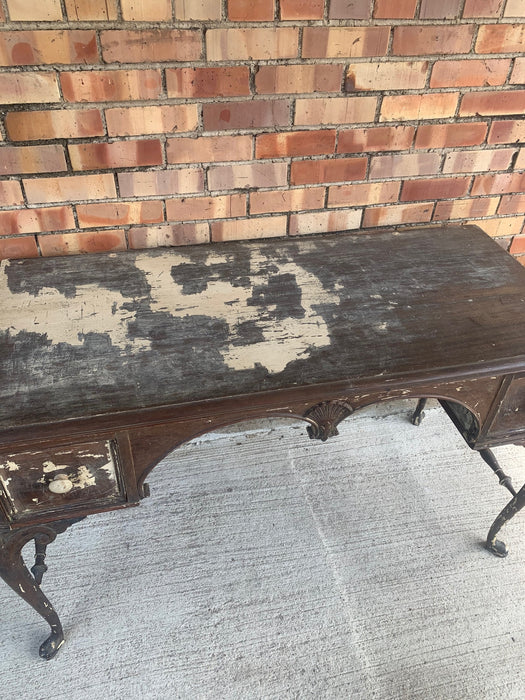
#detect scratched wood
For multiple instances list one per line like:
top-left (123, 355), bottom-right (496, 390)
top-left (2, 225), bottom-right (525, 428)
top-left (0, 439), bottom-right (125, 521)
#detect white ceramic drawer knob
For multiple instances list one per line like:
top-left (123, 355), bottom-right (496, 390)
top-left (48, 474), bottom-right (74, 494)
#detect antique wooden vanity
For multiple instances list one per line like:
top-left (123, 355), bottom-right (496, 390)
top-left (1, 224), bottom-right (525, 659)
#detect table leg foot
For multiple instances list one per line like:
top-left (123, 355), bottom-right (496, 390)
top-left (0, 518), bottom-right (83, 659)
top-left (486, 482), bottom-right (525, 558)
top-left (411, 398), bottom-right (427, 426)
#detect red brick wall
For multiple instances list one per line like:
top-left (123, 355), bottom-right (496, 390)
top-left (0, 0), bottom-right (524, 262)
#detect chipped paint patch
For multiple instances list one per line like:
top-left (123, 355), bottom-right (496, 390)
top-left (134, 252), bottom-right (341, 374)
top-left (0, 275), bottom-right (149, 352)
top-left (2, 460), bottom-right (20, 471)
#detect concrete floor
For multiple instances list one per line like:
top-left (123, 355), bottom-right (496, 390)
top-left (1, 400), bottom-right (525, 699)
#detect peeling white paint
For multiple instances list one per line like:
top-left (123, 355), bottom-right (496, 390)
top-left (72, 465), bottom-right (96, 489)
top-left (43, 460), bottom-right (70, 474)
top-left (1, 460), bottom-right (20, 471)
top-left (0, 276), bottom-right (148, 352)
top-left (135, 252), bottom-right (341, 374)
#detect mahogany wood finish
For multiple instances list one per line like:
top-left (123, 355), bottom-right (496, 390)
top-left (1, 225), bottom-right (525, 658)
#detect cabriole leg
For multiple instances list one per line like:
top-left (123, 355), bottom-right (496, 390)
top-left (0, 519), bottom-right (82, 659)
top-left (411, 398), bottom-right (427, 426)
top-left (486, 483), bottom-right (525, 558)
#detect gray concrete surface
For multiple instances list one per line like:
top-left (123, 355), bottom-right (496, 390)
top-left (1, 400), bottom-right (525, 699)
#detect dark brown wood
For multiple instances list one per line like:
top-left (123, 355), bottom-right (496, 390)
top-left (2, 224), bottom-right (525, 658)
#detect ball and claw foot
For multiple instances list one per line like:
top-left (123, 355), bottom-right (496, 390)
top-left (39, 629), bottom-right (64, 660)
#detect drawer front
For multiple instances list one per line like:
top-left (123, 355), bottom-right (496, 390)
top-left (0, 439), bottom-right (126, 522)
top-left (485, 376), bottom-right (525, 443)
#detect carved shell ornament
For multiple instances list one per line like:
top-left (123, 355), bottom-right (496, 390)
top-left (303, 400), bottom-right (354, 441)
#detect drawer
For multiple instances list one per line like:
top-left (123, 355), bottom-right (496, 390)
top-left (0, 439), bottom-right (126, 523)
top-left (484, 375), bottom-right (525, 443)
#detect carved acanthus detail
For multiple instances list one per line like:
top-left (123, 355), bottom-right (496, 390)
top-left (304, 400), bottom-right (354, 441)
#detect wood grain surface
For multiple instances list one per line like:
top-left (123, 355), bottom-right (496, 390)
top-left (2, 226), bottom-right (525, 429)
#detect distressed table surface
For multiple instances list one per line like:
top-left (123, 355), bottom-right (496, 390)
top-left (1, 225), bottom-right (525, 430)
top-left (3, 224), bottom-right (525, 661)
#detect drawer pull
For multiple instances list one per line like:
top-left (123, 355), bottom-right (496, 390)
top-left (48, 474), bottom-right (73, 494)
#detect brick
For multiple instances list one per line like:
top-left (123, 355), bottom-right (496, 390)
top-left (61, 70), bottom-right (162, 104)
top-left (256, 130), bottom-right (336, 158)
top-left (228, 0), bottom-right (274, 20)
top-left (167, 67), bottom-right (250, 98)
top-left (39, 231), bottom-right (126, 257)
top-left (430, 59), bottom-right (510, 88)
top-left (380, 93), bottom-right (459, 122)
top-left (24, 174), bottom-right (117, 204)
top-left (208, 162), bottom-right (287, 190)
top-left (77, 201), bottom-right (164, 228)
top-left (419, 0), bottom-right (462, 18)
top-left (174, 0), bottom-right (222, 20)
top-left (211, 216), bottom-right (287, 242)
top-left (120, 0), bottom-right (172, 21)
top-left (290, 209), bottom-right (362, 236)
top-left (443, 148), bottom-right (515, 173)
top-left (166, 194), bottom-right (246, 222)
top-left (472, 172), bottom-right (525, 194)
top-left (433, 197), bottom-right (499, 220)
top-left (338, 126), bottom-right (414, 154)
top-left (7, 0), bottom-right (62, 20)
top-left (392, 25), bottom-right (474, 55)
top-left (363, 202), bottom-right (433, 228)
top-left (256, 65), bottom-right (342, 95)
top-left (328, 181), bottom-right (400, 208)
top-left (511, 58), bottom-right (525, 84)
top-left (462, 0), bottom-right (503, 17)
top-left (203, 100), bottom-right (290, 131)
top-left (517, 148), bottom-right (525, 169)
top-left (207, 29), bottom-right (298, 61)
top-left (101, 30), bottom-right (201, 64)
top-left (0, 73), bottom-right (60, 104)
top-left (345, 62), bottom-right (428, 92)
top-left (499, 194), bottom-right (525, 214)
top-left (69, 140), bottom-right (163, 171)
top-left (0, 206), bottom-right (74, 235)
top-left (415, 122), bottom-right (488, 149)
top-left (302, 27), bottom-right (389, 59)
top-left (0, 31), bottom-right (98, 67)
top-left (369, 153), bottom-right (441, 179)
top-left (479, 216), bottom-right (524, 236)
top-left (6, 109), bottom-right (104, 141)
top-left (295, 97), bottom-right (377, 126)
top-left (64, 0), bottom-right (118, 20)
top-left (291, 158), bottom-right (367, 186)
top-left (0, 181), bottom-right (24, 206)
top-left (476, 24), bottom-right (525, 53)
top-left (118, 170), bottom-right (204, 197)
top-left (329, 0), bottom-right (370, 19)
top-left (505, 0), bottom-right (525, 15)
top-left (401, 177), bottom-right (471, 201)
top-left (373, 0), bottom-right (417, 18)
top-left (251, 187), bottom-right (325, 215)
top-left (460, 91), bottom-right (525, 116)
top-left (0, 236), bottom-right (38, 260)
top-left (280, 0), bottom-right (324, 20)
top-left (0, 145), bottom-right (66, 176)
top-left (129, 223), bottom-right (209, 249)
top-left (167, 135), bottom-right (252, 164)
top-left (510, 235), bottom-right (525, 254)
top-left (105, 106), bottom-right (199, 137)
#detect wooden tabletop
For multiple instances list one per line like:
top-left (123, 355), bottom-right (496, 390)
top-left (2, 225), bottom-right (525, 429)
